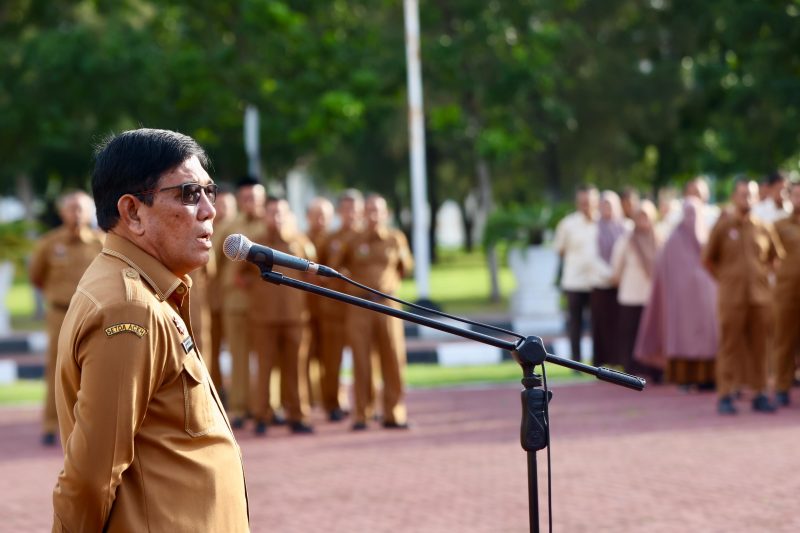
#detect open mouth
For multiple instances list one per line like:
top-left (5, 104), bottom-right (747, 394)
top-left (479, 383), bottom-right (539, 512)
top-left (197, 230), bottom-right (213, 247)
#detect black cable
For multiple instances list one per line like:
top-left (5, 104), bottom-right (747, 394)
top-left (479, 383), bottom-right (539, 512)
top-left (336, 273), bottom-right (527, 341)
top-left (542, 363), bottom-right (553, 533)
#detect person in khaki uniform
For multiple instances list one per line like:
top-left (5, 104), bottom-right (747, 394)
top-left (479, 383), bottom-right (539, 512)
top-left (240, 198), bottom-right (315, 435)
top-left (189, 250), bottom-right (215, 356)
top-left (304, 197), bottom-right (334, 410)
top-left (703, 179), bottom-right (784, 415)
top-left (29, 190), bottom-right (104, 446)
top-left (317, 190), bottom-right (364, 421)
top-left (772, 181), bottom-right (800, 406)
top-left (214, 177), bottom-right (266, 427)
top-left (205, 188), bottom-right (238, 392)
top-left (52, 128), bottom-right (248, 532)
top-left (337, 194), bottom-right (413, 430)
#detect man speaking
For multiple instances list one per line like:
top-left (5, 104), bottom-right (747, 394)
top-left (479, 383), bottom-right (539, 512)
top-left (51, 129), bottom-right (249, 532)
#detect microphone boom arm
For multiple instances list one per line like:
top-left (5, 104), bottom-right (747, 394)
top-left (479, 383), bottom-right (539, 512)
top-left (257, 268), bottom-right (645, 391)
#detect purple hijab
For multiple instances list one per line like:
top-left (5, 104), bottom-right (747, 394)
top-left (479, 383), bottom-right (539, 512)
top-left (597, 191), bottom-right (626, 264)
top-left (634, 199), bottom-right (718, 367)
top-left (598, 219), bottom-right (627, 264)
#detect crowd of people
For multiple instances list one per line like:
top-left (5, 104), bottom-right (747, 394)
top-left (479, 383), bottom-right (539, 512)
top-left (31, 163), bottom-right (414, 447)
top-left (208, 181), bottom-right (414, 435)
top-left (30, 138), bottom-right (799, 450)
top-left (553, 173), bottom-right (800, 414)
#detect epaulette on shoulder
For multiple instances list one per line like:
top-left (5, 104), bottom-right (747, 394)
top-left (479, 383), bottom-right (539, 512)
top-left (120, 268), bottom-right (151, 303)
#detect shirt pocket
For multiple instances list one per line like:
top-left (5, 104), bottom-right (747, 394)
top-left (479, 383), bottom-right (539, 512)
top-left (181, 355), bottom-right (214, 437)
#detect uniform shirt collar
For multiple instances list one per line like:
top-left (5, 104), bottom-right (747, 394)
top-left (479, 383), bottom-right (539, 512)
top-left (367, 226), bottom-right (389, 240)
top-left (733, 211), bottom-right (755, 225)
top-left (57, 225), bottom-right (97, 243)
top-left (101, 233), bottom-right (192, 302)
top-left (267, 226), bottom-right (293, 243)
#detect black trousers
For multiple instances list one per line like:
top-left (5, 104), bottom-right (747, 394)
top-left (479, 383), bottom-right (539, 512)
top-left (565, 290), bottom-right (591, 361)
top-left (590, 288), bottom-right (621, 367)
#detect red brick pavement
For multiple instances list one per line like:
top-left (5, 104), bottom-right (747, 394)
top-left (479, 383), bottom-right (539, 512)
top-left (1, 382), bottom-right (799, 532)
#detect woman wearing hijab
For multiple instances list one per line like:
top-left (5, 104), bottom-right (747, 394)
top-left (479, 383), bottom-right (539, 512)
top-left (610, 200), bottom-right (662, 375)
top-left (634, 197), bottom-right (718, 389)
top-left (590, 191), bottom-right (629, 367)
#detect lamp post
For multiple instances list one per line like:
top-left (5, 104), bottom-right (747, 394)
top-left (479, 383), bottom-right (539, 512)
top-left (404, 0), bottom-right (431, 302)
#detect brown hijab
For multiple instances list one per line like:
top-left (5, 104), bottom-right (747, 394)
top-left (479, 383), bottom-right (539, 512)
top-left (629, 200), bottom-right (660, 277)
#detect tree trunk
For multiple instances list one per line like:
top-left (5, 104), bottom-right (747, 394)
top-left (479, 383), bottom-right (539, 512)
top-left (475, 157), bottom-right (500, 302)
top-left (542, 139), bottom-right (562, 201)
top-left (460, 197), bottom-right (475, 252)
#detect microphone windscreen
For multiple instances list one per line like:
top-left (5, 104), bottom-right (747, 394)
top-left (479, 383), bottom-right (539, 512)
top-left (223, 234), bottom-right (251, 261)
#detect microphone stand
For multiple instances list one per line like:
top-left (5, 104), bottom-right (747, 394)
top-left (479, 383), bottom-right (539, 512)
top-left (257, 266), bottom-right (645, 533)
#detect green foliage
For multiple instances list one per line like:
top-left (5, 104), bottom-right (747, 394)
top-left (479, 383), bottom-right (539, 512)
top-left (0, 221), bottom-right (36, 267)
top-left (482, 203), bottom-right (570, 249)
top-left (2, 0), bottom-right (800, 210)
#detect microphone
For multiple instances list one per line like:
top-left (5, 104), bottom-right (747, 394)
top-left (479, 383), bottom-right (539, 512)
top-left (223, 233), bottom-right (340, 278)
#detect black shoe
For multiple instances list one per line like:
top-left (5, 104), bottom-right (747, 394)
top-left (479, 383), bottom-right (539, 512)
top-left (717, 396), bottom-right (737, 415)
top-left (382, 420), bottom-right (410, 430)
top-left (776, 391), bottom-right (790, 407)
top-left (271, 414), bottom-right (287, 426)
top-left (696, 382), bottom-right (716, 393)
top-left (231, 417), bottom-right (245, 429)
top-left (254, 421), bottom-right (268, 436)
top-left (351, 422), bottom-right (367, 431)
top-left (328, 408), bottom-right (347, 422)
top-left (289, 421), bottom-right (314, 434)
top-left (41, 432), bottom-right (56, 446)
top-left (752, 394), bottom-right (777, 413)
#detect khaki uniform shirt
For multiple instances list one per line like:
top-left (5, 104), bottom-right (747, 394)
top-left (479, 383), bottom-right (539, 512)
top-left (336, 226), bottom-right (414, 299)
top-left (240, 228), bottom-right (315, 324)
top-left (29, 226), bottom-right (104, 307)
top-left (703, 213), bottom-right (783, 306)
top-left (774, 215), bottom-right (800, 290)
top-left (318, 227), bottom-right (360, 317)
top-left (214, 214), bottom-right (264, 312)
top-left (53, 233), bottom-right (248, 533)
top-left (306, 228), bottom-right (328, 317)
top-left (207, 227), bottom-right (226, 312)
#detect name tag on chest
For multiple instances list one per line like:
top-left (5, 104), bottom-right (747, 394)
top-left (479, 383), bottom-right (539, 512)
top-left (181, 336), bottom-right (195, 354)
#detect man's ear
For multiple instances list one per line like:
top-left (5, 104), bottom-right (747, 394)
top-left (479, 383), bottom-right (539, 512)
top-left (117, 194), bottom-right (146, 236)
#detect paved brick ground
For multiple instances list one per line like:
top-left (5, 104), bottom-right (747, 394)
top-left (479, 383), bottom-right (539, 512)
top-left (2, 381), bottom-right (799, 532)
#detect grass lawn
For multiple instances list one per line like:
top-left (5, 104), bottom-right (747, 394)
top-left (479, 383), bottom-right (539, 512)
top-left (405, 361), bottom-right (585, 388)
top-left (0, 362), bottom-right (583, 405)
top-left (4, 248), bottom-right (510, 330)
top-left (6, 276), bottom-right (43, 331)
top-left (0, 379), bottom-right (45, 406)
top-left (397, 248), bottom-right (515, 314)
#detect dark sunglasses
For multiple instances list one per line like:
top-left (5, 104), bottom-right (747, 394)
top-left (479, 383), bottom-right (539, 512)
top-left (136, 182), bottom-right (219, 206)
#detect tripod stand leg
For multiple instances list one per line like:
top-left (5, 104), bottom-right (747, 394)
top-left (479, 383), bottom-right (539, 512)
top-left (528, 450), bottom-right (539, 533)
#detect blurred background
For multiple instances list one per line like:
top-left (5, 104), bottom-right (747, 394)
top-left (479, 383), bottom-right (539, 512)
top-left (3, 0), bottom-right (800, 369)
top-left (3, 3), bottom-right (800, 531)
top-left (3, 0), bottom-right (800, 229)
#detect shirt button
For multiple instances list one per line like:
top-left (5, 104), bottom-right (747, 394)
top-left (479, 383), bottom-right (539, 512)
top-left (176, 286), bottom-right (186, 294)
top-left (125, 270), bottom-right (138, 279)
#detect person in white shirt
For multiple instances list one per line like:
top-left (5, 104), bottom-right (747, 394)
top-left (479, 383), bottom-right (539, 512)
top-left (553, 184), bottom-right (599, 362)
top-left (684, 176), bottom-right (721, 229)
top-left (753, 171), bottom-right (790, 223)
